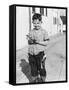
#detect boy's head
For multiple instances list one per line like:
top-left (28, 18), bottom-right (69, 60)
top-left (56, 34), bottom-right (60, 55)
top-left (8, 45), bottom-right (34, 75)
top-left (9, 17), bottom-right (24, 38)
top-left (32, 13), bottom-right (42, 30)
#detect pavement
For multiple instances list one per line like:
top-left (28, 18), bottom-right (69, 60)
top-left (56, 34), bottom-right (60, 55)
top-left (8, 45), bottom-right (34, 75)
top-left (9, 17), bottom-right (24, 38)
top-left (16, 32), bottom-right (66, 83)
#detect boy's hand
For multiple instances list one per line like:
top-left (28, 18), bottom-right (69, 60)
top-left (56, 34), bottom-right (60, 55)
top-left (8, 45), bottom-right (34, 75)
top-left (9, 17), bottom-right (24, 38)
top-left (33, 40), bottom-right (38, 44)
top-left (26, 35), bottom-right (38, 44)
top-left (28, 39), bottom-right (38, 44)
top-left (26, 35), bottom-right (31, 40)
top-left (28, 39), bottom-right (34, 44)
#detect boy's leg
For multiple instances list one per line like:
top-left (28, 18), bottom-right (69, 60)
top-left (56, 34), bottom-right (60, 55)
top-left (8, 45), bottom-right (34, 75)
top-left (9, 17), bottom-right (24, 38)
top-left (32, 52), bottom-right (46, 82)
top-left (36, 52), bottom-right (45, 77)
top-left (40, 69), bottom-right (46, 82)
top-left (28, 54), bottom-right (38, 82)
top-left (36, 52), bottom-right (46, 82)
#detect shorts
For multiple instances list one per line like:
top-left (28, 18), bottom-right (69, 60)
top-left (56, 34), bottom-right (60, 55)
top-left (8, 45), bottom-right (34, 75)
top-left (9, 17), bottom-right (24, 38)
top-left (28, 51), bottom-right (46, 77)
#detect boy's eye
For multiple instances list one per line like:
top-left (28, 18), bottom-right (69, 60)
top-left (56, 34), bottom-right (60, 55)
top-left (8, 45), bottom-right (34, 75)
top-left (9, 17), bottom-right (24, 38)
top-left (33, 23), bottom-right (39, 24)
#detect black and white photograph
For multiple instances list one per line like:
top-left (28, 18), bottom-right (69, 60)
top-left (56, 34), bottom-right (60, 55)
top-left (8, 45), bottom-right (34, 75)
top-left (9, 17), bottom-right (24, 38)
top-left (9, 4), bottom-right (67, 85)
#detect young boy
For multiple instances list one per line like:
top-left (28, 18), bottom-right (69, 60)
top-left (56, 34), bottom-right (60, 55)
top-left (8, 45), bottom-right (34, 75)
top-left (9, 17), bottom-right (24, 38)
top-left (27, 13), bottom-right (49, 82)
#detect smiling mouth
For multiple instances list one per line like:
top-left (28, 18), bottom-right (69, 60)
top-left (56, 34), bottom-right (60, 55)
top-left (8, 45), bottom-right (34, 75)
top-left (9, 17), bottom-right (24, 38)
top-left (35, 27), bottom-right (40, 30)
top-left (35, 26), bottom-right (40, 28)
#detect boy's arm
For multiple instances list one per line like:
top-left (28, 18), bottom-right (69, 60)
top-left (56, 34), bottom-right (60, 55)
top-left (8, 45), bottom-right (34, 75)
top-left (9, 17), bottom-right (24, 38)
top-left (36, 39), bottom-right (49, 46)
top-left (26, 34), bottom-right (38, 44)
top-left (36, 30), bottom-right (49, 46)
top-left (26, 35), bottom-right (34, 44)
top-left (27, 34), bottom-right (49, 45)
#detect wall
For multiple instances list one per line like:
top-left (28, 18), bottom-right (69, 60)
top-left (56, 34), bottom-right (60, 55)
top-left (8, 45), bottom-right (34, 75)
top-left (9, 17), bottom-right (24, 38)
top-left (16, 7), bottom-right (29, 50)
top-left (30, 7), bottom-right (66, 36)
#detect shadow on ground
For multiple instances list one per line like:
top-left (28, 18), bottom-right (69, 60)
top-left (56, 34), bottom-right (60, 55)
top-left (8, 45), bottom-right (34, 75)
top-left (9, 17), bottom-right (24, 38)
top-left (20, 59), bottom-right (46, 83)
top-left (20, 59), bottom-right (33, 83)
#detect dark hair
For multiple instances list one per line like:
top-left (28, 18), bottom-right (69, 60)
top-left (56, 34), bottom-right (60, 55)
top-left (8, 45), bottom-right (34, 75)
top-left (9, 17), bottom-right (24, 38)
top-left (32, 13), bottom-right (42, 21)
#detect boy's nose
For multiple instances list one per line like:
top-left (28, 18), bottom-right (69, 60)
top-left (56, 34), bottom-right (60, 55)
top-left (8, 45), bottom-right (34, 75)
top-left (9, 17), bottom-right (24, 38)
top-left (35, 24), bottom-right (37, 26)
top-left (35, 24), bottom-right (37, 25)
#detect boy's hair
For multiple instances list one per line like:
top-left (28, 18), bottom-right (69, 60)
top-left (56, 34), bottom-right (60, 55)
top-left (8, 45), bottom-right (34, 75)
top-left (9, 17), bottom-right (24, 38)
top-left (32, 13), bottom-right (42, 21)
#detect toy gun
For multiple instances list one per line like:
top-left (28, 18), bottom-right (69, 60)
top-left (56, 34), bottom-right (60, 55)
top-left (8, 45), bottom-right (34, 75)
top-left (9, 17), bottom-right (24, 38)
top-left (41, 54), bottom-right (46, 69)
top-left (26, 35), bottom-right (37, 44)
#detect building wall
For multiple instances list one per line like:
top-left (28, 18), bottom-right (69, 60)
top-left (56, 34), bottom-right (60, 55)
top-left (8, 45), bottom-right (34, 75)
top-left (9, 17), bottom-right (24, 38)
top-left (16, 7), bottom-right (29, 50)
top-left (31, 7), bottom-right (66, 36)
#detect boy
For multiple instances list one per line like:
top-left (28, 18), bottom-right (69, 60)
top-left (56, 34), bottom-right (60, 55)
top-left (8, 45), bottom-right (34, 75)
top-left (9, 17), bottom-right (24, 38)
top-left (27, 13), bottom-right (49, 82)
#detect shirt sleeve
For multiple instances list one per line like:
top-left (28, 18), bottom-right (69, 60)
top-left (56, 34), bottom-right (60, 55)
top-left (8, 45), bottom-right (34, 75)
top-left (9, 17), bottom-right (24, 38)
top-left (43, 30), bottom-right (49, 41)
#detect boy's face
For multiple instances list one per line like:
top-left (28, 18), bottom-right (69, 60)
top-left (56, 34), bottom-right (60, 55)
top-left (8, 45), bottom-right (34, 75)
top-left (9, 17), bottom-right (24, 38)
top-left (33, 19), bottom-right (42, 30)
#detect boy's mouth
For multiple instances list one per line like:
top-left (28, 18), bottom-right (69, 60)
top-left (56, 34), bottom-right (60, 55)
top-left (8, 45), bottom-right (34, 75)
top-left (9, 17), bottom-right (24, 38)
top-left (35, 26), bottom-right (40, 30)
